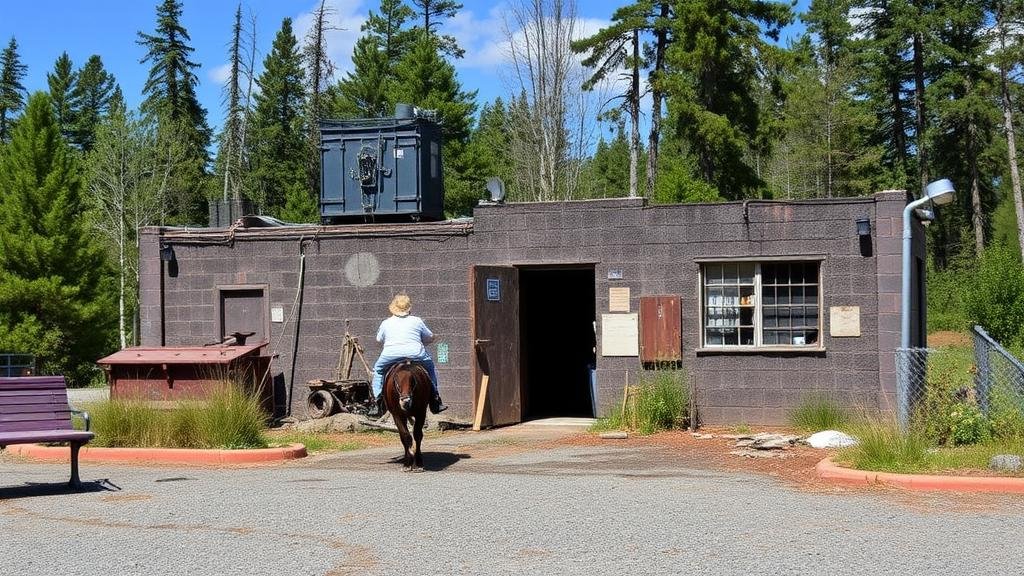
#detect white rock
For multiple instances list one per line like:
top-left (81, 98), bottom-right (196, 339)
top-left (806, 430), bottom-right (858, 449)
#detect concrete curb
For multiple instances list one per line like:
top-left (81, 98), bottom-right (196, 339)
top-left (816, 457), bottom-right (1024, 493)
top-left (10, 443), bottom-right (307, 465)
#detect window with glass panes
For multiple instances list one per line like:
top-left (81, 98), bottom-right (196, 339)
top-left (701, 261), bottom-right (821, 348)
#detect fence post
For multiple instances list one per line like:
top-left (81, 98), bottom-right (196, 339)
top-left (895, 348), bottom-right (910, 431)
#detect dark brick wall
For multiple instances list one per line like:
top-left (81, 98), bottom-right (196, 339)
top-left (139, 192), bottom-right (912, 424)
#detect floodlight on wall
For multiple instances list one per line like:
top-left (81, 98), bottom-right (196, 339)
top-left (485, 177), bottom-right (506, 203)
top-left (856, 217), bottom-right (871, 237)
top-left (159, 244), bottom-right (175, 262)
top-left (925, 178), bottom-right (956, 206)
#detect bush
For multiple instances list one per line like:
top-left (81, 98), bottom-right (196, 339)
top-left (962, 244), bottom-right (1024, 347)
top-left (839, 419), bottom-right (931, 473)
top-left (988, 382), bottom-right (1024, 441)
top-left (593, 369), bottom-right (688, 435)
top-left (917, 346), bottom-right (985, 445)
top-left (88, 383), bottom-right (268, 449)
top-left (788, 395), bottom-right (851, 432)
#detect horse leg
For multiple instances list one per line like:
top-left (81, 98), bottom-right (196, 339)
top-left (413, 412), bottom-right (424, 469)
top-left (394, 415), bottom-right (413, 469)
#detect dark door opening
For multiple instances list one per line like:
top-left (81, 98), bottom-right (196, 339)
top-left (519, 267), bottom-right (596, 419)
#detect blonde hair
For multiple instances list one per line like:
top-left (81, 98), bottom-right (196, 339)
top-left (388, 293), bottom-right (412, 316)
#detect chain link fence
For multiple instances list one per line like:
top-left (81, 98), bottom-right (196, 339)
top-left (894, 326), bottom-right (1024, 437)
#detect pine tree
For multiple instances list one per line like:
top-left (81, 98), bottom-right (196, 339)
top-left (70, 55), bottom-right (116, 151)
top-left (662, 0), bottom-right (792, 199)
top-left (216, 4), bottom-right (248, 202)
top-left (249, 18), bottom-right (309, 217)
top-left (365, 0), bottom-right (417, 64)
top-left (137, 0), bottom-right (210, 223)
top-left (333, 35), bottom-right (392, 118)
top-left (0, 37), bottom-right (27, 143)
top-left (47, 53), bottom-right (77, 142)
top-left (390, 34), bottom-right (478, 215)
top-left (411, 0), bottom-right (464, 58)
top-left (0, 92), bottom-right (115, 384)
top-left (573, 6), bottom-right (646, 198)
top-left (581, 124), bottom-right (633, 199)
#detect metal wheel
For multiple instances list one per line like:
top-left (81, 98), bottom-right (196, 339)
top-left (306, 389), bottom-right (336, 419)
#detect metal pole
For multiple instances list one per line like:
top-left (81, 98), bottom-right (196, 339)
top-left (899, 195), bottom-right (932, 430)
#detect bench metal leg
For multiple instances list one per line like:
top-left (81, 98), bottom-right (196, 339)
top-left (69, 442), bottom-right (82, 488)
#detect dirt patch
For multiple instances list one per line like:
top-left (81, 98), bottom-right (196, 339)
top-left (549, 428), bottom-right (826, 489)
top-left (928, 330), bottom-right (971, 348)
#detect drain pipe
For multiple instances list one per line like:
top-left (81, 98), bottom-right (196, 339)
top-left (286, 241), bottom-right (308, 416)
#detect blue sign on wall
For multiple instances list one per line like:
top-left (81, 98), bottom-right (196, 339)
top-left (437, 342), bottom-right (449, 364)
top-left (486, 278), bottom-right (500, 301)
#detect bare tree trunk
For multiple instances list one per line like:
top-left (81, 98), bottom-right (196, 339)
top-left (969, 120), bottom-right (985, 254)
top-left (913, 26), bottom-right (928, 194)
top-left (503, 0), bottom-right (592, 202)
top-left (997, 13), bottom-right (1024, 259)
top-left (645, 1), bottom-right (669, 199)
top-left (628, 29), bottom-right (639, 199)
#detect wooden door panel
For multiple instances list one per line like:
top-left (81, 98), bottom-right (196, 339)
top-left (472, 266), bottom-right (520, 426)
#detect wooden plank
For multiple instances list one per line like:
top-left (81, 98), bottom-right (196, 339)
top-left (0, 411), bottom-right (67, 423)
top-left (0, 403), bottom-right (71, 414)
top-left (472, 374), bottom-right (490, 432)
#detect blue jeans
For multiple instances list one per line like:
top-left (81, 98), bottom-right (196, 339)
top-left (371, 351), bottom-right (440, 398)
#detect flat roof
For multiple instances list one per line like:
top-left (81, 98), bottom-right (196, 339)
top-left (97, 343), bottom-right (268, 365)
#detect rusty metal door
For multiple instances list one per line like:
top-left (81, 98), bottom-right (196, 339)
top-left (219, 287), bottom-right (268, 343)
top-left (472, 266), bottom-right (521, 426)
top-left (639, 295), bottom-right (682, 363)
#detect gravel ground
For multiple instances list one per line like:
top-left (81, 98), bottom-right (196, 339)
top-left (2, 427), bottom-right (1023, 576)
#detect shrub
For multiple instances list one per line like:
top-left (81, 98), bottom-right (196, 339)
top-left (592, 369), bottom-right (688, 435)
top-left (88, 383), bottom-right (268, 449)
top-left (962, 244), bottom-right (1024, 347)
top-left (839, 419), bottom-right (931, 473)
top-left (988, 382), bottom-right (1024, 441)
top-left (788, 395), bottom-right (851, 432)
top-left (917, 346), bottom-right (983, 445)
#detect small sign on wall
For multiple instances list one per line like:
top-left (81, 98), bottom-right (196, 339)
top-left (830, 306), bottom-right (861, 337)
top-left (609, 287), bottom-right (631, 312)
top-left (486, 278), bottom-right (500, 301)
top-left (601, 313), bottom-right (639, 356)
top-left (271, 306), bottom-right (284, 323)
top-left (437, 342), bottom-right (449, 364)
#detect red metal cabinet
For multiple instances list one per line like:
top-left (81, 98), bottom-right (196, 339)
top-left (639, 296), bottom-right (682, 363)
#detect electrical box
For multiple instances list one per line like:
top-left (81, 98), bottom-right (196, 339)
top-left (639, 295), bottom-right (682, 363)
top-left (319, 109), bottom-right (444, 222)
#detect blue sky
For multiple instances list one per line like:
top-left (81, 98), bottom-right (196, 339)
top-left (0, 0), bottom-right (809, 136)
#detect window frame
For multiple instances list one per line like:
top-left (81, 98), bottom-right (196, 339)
top-left (698, 258), bottom-right (824, 351)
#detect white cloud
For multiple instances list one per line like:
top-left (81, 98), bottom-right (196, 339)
top-left (292, 0), bottom-right (367, 79)
top-left (208, 62), bottom-right (232, 85)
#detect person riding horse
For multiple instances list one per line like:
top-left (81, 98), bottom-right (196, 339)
top-left (370, 294), bottom-right (447, 416)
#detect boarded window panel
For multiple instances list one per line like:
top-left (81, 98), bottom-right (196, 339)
top-left (639, 296), bottom-right (681, 363)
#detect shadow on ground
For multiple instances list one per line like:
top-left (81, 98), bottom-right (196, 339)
top-left (0, 478), bottom-right (120, 501)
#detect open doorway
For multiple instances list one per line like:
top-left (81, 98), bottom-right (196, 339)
top-left (519, 267), bottom-right (596, 419)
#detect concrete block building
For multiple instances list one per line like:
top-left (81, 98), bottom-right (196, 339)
top-left (138, 191), bottom-right (925, 425)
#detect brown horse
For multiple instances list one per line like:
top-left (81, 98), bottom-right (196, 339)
top-left (383, 360), bottom-right (431, 470)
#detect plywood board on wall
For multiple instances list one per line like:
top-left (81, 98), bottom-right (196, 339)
top-left (830, 306), bottom-right (861, 337)
top-left (601, 313), bottom-right (639, 356)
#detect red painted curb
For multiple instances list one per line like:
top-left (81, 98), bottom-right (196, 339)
top-left (816, 457), bottom-right (1024, 493)
top-left (10, 443), bottom-right (307, 465)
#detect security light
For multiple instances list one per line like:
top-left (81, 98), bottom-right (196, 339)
top-left (486, 177), bottom-right (506, 203)
top-left (856, 217), bottom-right (871, 237)
top-left (925, 178), bottom-right (956, 206)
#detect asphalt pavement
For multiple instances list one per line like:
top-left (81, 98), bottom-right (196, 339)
top-left (2, 427), bottom-right (1023, 576)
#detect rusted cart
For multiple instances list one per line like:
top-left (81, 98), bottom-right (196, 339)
top-left (306, 329), bottom-right (375, 419)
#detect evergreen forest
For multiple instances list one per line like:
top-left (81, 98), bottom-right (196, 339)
top-left (3, 0), bottom-right (1024, 382)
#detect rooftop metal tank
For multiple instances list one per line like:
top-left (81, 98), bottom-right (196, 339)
top-left (319, 105), bottom-right (444, 222)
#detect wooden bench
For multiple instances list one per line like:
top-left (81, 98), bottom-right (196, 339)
top-left (0, 376), bottom-right (94, 487)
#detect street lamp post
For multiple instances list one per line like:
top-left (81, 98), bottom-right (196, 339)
top-left (898, 178), bottom-right (955, 428)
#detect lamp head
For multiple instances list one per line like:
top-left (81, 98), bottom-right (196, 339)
top-left (925, 178), bottom-right (956, 206)
top-left (485, 177), bottom-right (506, 203)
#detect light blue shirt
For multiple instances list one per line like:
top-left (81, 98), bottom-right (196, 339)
top-left (376, 315), bottom-right (434, 358)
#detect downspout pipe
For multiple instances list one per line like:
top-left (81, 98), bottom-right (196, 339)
top-left (901, 195), bottom-right (933, 350)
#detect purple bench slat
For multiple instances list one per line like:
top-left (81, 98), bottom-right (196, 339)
top-left (0, 430), bottom-right (93, 445)
top-left (0, 376), bottom-right (93, 486)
